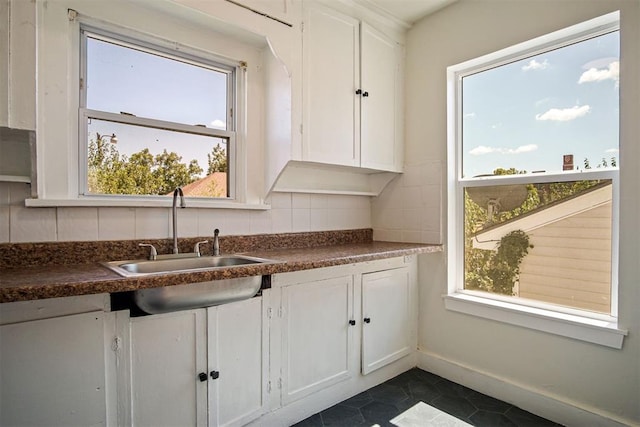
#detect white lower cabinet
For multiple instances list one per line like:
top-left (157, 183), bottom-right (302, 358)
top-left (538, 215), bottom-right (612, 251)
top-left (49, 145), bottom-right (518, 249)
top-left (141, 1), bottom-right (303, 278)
top-left (129, 309), bottom-right (207, 426)
top-left (128, 296), bottom-right (267, 427)
top-left (0, 310), bottom-right (115, 427)
top-left (265, 257), bottom-right (417, 424)
top-left (361, 267), bottom-right (412, 375)
top-left (280, 275), bottom-right (355, 405)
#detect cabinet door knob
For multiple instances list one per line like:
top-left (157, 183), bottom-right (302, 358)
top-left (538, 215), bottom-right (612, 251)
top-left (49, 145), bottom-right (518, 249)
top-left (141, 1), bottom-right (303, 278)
top-left (362, 91), bottom-right (369, 97)
top-left (349, 319), bottom-right (356, 326)
top-left (198, 372), bottom-right (208, 382)
top-left (210, 370), bottom-right (220, 380)
top-left (355, 89), bottom-right (362, 95)
top-left (363, 317), bottom-right (371, 324)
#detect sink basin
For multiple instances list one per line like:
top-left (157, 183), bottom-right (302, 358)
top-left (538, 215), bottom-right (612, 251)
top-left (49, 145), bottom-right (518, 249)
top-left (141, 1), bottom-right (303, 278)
top-left (105, 254), bottom-right (278, 277)
top-left (133, 275), bottom-right (264, 314)
top-left (104, 254), bottom-right (281, 314)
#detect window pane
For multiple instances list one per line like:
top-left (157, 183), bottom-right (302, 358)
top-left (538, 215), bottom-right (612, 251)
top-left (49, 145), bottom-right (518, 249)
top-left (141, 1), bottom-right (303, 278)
top-left (86, 35), bottom-right (229, 129)
top-left (464, 179), bottom-right (613, 313)
top-left (462, 31), bottom-right (619, 177)
top-left (87, 118), bottom-right (229, 198)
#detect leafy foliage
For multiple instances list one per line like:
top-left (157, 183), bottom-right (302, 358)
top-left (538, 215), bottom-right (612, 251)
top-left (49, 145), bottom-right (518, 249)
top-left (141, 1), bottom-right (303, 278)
top-left (207, 143), bottom-right (228, 174)
top-left (87, 134), bottom-right (203, 195)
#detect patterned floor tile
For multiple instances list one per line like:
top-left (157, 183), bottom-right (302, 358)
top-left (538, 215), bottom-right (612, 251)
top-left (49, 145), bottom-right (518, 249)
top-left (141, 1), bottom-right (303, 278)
top-left (294, 368), bottom-right (563, 427)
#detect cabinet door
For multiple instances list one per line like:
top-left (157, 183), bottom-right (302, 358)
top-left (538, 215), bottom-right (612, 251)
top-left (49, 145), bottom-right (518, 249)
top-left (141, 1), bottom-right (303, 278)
top-left (361, 267), bottom-right (411, 374)
top-left (281, 275), bottom-right (354, 404)
top-left (0, 311), bottom-right (109, 426)
top-left (302, 4), bottom-right (360, 166)
top-left (210, 297), bottom-right (266, 427)
top-left (130, 309), bottom-right (207, 427)
top-left (360, 23), bottom-right (402, 172)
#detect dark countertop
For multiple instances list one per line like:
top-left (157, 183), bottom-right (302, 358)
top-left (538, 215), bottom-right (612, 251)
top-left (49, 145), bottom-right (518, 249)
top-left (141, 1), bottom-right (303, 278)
top-left (0, 241), bottom-right (441, 303)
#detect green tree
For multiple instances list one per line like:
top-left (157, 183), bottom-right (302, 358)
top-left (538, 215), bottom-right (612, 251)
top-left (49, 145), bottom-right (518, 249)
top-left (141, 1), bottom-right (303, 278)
top-left (152, 150), bottom-right (203, 195)
top-left (207, 143), bottom-right (228, 174)
top-left (87, 135), bottom-right (202, 195)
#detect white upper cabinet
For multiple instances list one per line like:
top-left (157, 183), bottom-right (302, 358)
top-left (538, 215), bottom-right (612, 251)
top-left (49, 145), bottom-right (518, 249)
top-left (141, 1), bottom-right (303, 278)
top-left (302, 3), bottom-right (403, 172)
top-left (303, 5), bottom-right (360, 167)
top-left (360, 23), bottom-right (403, 172)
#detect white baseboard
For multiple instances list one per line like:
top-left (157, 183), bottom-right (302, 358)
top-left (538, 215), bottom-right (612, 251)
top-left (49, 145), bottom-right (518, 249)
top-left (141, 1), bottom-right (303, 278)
top-left (417, 350), bottom-right (634, 427)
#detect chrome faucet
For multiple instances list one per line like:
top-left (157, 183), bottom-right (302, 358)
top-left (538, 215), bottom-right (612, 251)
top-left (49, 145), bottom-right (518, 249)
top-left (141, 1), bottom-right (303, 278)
top-left (172, 187), bottom-right (186, 254)
top-left (213, 228), bottom-right (220, 256)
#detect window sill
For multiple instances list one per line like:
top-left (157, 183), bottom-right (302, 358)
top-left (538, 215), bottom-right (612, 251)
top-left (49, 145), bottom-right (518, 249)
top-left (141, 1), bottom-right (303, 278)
top-left (444, 293), bottom-right (627, 349)
top-left (24, 197), bottom-right (271, 210)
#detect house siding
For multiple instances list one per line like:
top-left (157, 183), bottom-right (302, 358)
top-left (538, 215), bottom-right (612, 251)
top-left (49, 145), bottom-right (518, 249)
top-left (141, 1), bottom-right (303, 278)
top-left (518, 202), bottom-right (612, 313)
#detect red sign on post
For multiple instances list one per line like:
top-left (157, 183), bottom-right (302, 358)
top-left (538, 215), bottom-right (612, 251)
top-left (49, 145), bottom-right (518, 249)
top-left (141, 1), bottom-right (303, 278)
top-left (563, 154), bottom-right (574, 171)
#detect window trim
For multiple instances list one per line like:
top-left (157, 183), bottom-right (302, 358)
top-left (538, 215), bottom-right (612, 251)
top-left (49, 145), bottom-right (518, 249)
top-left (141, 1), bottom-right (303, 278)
top-left (78, 26), bottom-right (237, 201)
top-left (446, 11), bottom-right (626, 348)
top-left (31, 0), bottom-right (275, 209)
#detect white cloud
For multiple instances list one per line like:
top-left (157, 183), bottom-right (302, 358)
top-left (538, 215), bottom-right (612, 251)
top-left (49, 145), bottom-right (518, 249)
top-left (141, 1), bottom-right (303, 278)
top-left (578, 61), bottom-right (619, 84)
top-left (522, 59), bottom-right (549, 71)
top-left (535, 105), bottom-right (590, 121)
top-left (469, 146), bottom-right (496, 155)
top-left (606, 148), bottom-right (619, 153)
top-left (469, 144), bottom-right (538, 156)
top-left (210, 119), bottom-right (226, 129)
top-left (510, 144), bottom-right (538, 154)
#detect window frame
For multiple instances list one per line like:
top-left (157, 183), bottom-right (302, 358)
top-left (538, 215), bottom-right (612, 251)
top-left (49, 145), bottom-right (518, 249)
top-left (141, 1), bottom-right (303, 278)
top-left (78, 27), bottom-right (238, 201)
top-left (446, 11), bottom-right (627, 348)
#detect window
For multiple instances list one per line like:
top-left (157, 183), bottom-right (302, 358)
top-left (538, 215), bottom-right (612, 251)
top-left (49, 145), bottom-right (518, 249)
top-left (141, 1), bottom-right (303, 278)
top-left (447, 12), bottom-right (626, 347)
top-left (79, 28), bottom-right (236, 199)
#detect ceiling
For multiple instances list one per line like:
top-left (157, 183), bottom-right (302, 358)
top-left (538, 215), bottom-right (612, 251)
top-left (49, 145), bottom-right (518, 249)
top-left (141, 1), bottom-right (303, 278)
top-left (360, 0), bottom-right (456, 25)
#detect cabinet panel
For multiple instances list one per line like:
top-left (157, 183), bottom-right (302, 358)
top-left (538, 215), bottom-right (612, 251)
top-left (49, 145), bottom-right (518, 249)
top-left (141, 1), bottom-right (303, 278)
top-left (303, 4), bottom-right (359, 166)
top-left (212, 297), bottom-right (266, 426)
top-left (130, 309), bottom-right (207, 427)
top-left (361, 267), bottom-right (411, 374)
top-left (360, 23), bottom-right (401, 172)
top-left (281, 275), bottom-right (354, 404)
top-left (0, 311), bottom-right (108, 426)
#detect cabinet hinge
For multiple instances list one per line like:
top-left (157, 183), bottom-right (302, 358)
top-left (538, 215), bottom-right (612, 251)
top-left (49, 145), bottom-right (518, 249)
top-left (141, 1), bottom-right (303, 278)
top-left (267, 380), bottom-right (272, 392)
top-left (278, 378), bottom-right (283, 389)
top-left (111, 336), bottom-right (122, 352)
top-left (79, 77), bottom-right (84, 90)
top-left (278, 306), bottom-right (285, 318)
top-left (267, 307), bottom-right (273, 319)
top-left (301, 21), bottom-right (304, 32)
top-left (300, 123), bottom-right (303, 134)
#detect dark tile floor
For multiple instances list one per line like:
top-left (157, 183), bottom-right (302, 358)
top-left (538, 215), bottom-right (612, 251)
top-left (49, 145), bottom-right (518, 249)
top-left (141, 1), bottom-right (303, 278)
top-left (294, 368), bottom-right (563, 427)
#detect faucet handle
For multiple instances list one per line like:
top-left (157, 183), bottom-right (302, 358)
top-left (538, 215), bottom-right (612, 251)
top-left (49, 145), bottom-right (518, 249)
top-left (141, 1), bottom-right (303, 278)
top-left (194, 240), bottom-right (208, 257)
top-left (213, 229), bottom-right (220, 256)
top-left (139, 243), bottom-right (158, 261)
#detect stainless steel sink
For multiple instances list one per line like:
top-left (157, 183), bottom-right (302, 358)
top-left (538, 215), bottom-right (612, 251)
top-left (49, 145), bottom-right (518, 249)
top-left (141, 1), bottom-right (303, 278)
top-left (133, 276), bottom-right (264, 314)
top-left (104, 254), bottom-right (280, 314)
top-left (105, 254), bottom-right (278, 277)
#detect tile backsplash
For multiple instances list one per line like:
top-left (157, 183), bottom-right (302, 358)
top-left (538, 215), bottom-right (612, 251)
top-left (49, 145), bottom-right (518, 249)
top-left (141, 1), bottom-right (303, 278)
top-left (0, 182), bottom-right (372, 243)
top-left (371, 161), bottom-right (443, 244)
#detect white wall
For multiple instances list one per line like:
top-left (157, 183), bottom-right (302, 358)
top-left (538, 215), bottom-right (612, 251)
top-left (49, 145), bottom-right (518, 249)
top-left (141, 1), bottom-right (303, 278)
top-left (404, 0), bottom-right (639, 425)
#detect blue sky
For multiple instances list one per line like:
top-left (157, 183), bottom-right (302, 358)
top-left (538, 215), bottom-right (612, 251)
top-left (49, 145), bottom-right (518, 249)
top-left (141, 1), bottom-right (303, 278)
top-left (86, 36), bottom-right (229, 176)
top-left (462, 31), bottom-right (619, 177)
